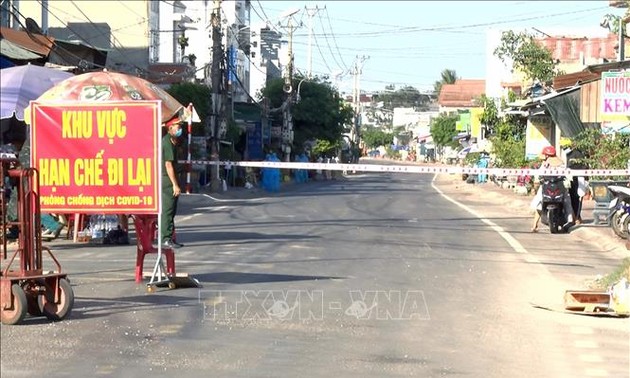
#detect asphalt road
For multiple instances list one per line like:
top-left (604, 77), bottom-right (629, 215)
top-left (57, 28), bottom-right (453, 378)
top-left (1, 171), bottom-right (628, 378)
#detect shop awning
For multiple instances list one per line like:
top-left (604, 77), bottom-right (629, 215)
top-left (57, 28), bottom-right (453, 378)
top-left (0, 38), bottom-right (42, 60)
top-left (541, 86), bottom-right (584, 138)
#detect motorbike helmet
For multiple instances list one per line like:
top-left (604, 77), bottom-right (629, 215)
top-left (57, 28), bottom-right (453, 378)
top-left (542, 145), bottom-right (556, 157)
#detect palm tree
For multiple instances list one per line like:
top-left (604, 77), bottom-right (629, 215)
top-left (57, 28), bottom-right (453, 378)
top-left (433, 69), bottom-right (458, 95)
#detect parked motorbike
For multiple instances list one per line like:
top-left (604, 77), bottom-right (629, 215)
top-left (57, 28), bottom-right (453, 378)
top-left (539, 176), bottom-right (569, 234)
top-left (608, 185), bottom-right (630, 239)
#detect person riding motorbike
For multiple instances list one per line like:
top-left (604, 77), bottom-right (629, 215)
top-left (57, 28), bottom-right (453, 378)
top-left (530, 146), bottom-right (575, 232)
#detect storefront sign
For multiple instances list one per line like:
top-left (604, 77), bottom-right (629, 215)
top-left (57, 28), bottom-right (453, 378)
top-left (601, 70), bottom-right (630, 122)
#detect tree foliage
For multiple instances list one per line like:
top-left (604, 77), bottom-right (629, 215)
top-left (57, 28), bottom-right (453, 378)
top-left (433, 69), bottom-right (458, 94)
top-left (375, 85), bottom-right (431, 111)
top-left (166, 82), bottom-right (211, 135)
top-left (261, 76), bottom-right (353, 151)
top-left (361, 126), bottom-right (393, 149)
top-left (311, 139), bottom-right (339, 157)
top-left (478, 94), bottom-right (500, 132)
top-left (430, 113), bottom-right (459, 149)
top-left (493, 30), bottom-right (562, 84)
top-left (489, 122), bottom-right (528, 168)
top-left (574, 128), bottom-right (630, 172)
top-left (477, 93), bottom-right (528, 167)
top-left (602, 10), bottom-right (629, 34)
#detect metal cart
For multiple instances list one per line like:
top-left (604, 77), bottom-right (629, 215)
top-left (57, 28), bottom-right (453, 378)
top-left (1, 152), bottom-right (73, 325)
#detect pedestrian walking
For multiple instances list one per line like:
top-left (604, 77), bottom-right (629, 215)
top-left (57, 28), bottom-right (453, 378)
top-left (563, 140), bottom-right (588, 224)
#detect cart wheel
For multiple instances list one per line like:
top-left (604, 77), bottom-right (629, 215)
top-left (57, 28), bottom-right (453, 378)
top-left (1, 284), bottom-right (28, 325)
top-left (168, 282), bottom-right (176, 289)
top-left (26, 291), bottom-right (43, 317)
top-left (38, 278), bottom-right (74, 321)
top-left (146, 285), bottom-right (155, 293)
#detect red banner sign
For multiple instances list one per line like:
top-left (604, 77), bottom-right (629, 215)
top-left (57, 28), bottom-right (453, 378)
top-left (30, 101), bottom-right (161, 214)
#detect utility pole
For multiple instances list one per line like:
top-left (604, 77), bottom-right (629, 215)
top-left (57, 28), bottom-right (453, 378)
top-left (278, 11), bottom-right (302, 162)
top-left (210, 0), bottom-right (223, 191)
top-left (618, 16), bottom-right (625, 61)
top-left (351, 55), bottom-right (369, 153)
top-left (305, 5), bottom-right (323, 79)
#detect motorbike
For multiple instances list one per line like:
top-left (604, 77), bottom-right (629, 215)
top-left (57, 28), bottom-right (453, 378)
top-left (539, 176), bottom-right (569, 234)
top-left (608, 185), bottom-right (630, 239)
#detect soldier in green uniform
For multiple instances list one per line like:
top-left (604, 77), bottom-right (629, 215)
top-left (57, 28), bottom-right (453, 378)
top-left (160, 121), bottom-right (183, 249)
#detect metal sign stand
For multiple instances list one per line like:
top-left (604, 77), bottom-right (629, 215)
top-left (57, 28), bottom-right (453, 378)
top-left (147, 242), bottom-right (173, 291)
top-left (147, 112), bottom-right (173, 291)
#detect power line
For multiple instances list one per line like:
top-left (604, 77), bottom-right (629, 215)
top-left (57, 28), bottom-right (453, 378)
top-left (315, 7), bottom-right (344, 74)
top-left (116, 0), bottom-right (146, 20)
top-left (68, 0), bottom-right (145, 73)
top-left (292, 6), bottom-right (608, 38)
top-left (6, 4), bottom-right (109, 70)
top-left (322, 7), bottom-right (348, 72)
top-left (250, 0), bottom-right (282, 35)
top-left (12, 2), bottom-right (197, 81)
top-left (312, 26), bottom-right (333, 75)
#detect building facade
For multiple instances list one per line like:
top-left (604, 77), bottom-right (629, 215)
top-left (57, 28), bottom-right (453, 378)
top-left (13, 0), bottom-right (151, 74)
top-left (248, 24), bottom-right (282, 100)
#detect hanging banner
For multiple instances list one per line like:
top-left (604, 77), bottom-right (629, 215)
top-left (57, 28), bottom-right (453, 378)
top-left (30, 101), bottom-right (161, 214)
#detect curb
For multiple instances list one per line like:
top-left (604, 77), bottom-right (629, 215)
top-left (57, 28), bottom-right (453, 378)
top-left (433, 173), bottom-right (629, 259)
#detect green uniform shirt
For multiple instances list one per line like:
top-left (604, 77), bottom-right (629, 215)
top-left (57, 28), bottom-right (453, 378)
top-left (161, 134), bottom-right (178, 186)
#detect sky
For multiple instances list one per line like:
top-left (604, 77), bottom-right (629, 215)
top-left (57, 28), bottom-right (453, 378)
top-left (251, 1), bottom-right (625, 94)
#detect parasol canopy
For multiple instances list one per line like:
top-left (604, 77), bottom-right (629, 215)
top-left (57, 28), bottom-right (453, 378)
top-left (26, 69), bottom-right (187, 125)
top-left (0, 63), bottom-right (73, 121)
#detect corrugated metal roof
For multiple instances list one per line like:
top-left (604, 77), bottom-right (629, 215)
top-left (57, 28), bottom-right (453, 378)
top-left (553, 70), bottom-right (599, 90)
top-left (0, 27), bottom-right (54, 56)
top-left (553, 60), bottom-right (630, 90)
top-left (521, 86), bottom-right (580, 110)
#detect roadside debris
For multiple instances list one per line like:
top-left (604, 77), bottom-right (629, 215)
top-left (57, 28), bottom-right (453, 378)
top-left (561, 278), bottom-right (629, 317)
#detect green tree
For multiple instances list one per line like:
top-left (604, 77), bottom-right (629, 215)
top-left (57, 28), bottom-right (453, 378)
top-left (430, 113), bottom-right (459, 149)
top-left (361, 126), bottom-right (393, 149)
top-left (311, 139), bottom-right (339, 157)
top-left (477, 93), bottom-right (528, 167)
top-left (166, 82), bottom-right (211, 136)
top-left (376, 85), bottom-right (431, 111)
top-left (493, 30), bottom-right (562, 84)
top-left (478, 94), bottom-right (500, 132)
top-left (574, 128), bottom-right (630, 172)
top-left (261, 76), bottom-right (353, 151)
top-left (490, 121), bottom-right (528, 168)
top-left (433, 69), bottom-right (458, 94)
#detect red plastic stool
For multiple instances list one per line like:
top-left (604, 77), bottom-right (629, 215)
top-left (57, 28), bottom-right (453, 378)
top-left (132, 215), bottom-right (175, 283)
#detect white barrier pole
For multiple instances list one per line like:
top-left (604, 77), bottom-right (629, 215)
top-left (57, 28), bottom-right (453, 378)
top-left (185, 103), bottom-right (193, 194)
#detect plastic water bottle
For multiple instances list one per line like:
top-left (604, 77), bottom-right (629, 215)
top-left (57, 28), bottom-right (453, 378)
top-left (106, 215), bottom-right (118, 231)
top-left (90, 215), bottom-right (102, 239)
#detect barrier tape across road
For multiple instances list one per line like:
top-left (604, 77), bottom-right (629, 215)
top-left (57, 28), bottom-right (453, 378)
top-left (180, 160), bottom-right (630, 177)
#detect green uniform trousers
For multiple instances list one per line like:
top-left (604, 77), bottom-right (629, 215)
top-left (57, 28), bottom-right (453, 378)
top-left (160, 182), bottom-right (179, 243)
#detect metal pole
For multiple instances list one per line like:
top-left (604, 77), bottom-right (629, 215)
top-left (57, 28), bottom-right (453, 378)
top-left (282, 17), bottom-right (296, 162)
top-left (305, 6), bottom-right (321, 79)
top-left (210, 0), bottom-right (222, 191)
top-left (617, 16), bottom-right (626, 62)
top-left (185, 103), bottom-right (193, 194)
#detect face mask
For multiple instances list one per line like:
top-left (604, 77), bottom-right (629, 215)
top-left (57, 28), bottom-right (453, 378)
top-left (174, 128), bottom-right (183, 137)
